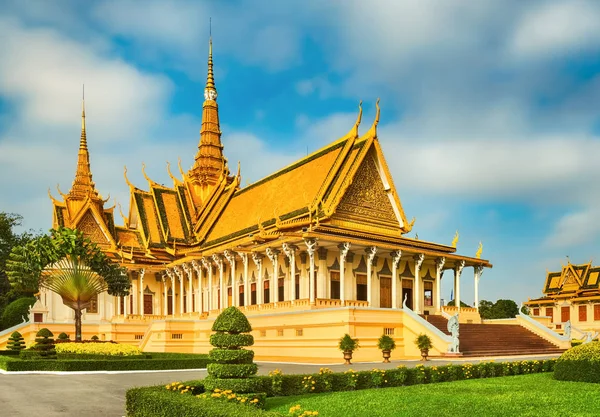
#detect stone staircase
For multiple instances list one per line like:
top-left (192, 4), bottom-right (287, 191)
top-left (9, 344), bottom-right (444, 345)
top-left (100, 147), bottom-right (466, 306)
top-left (420, 314), bottom-right (566, 357)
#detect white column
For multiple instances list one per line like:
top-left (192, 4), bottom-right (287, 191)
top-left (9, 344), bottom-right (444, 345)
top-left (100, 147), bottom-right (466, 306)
top-left (130, 278), bottom-right (137, 315)
top-left (213, 254), bottom-right (224, 309)
top-left (165, 269), bottom-right (175, 315)
top-left (304, 239), bottom-right (317, 305)
top-left (183, 263), bottom-right (194, 313)
top-left (455, 260), bottom-right (465, 311)
top-left (238, 252), bottom-right (249, 307)
top-left (366, 246), bottom-right (377, 306)
top-left (201, 258), bottom-right (212, 311)
top-left (339, 242), bottom-right (351, 305)
top-left (252, 253), bottom-right (264, 305)
top-left (391, 250), bottom-right (402, 309)
top-left (414, 254), bottom-right (425, 314)
top-left (435, 257), bottom-right (446, 313)
top-left (192, 260), bottom-right (203, 312)
top-left (173, 266), bottom-right (184, 315)
top-left (117, 294), bottom-right (121, 316)
top-left (474, 265), bottom-right (484, 311)
top-left (224, 250), bottom-right (237, 307)
top-left (266, 248), bottom-right (279, 303)
top-left (283, 244), bottom-right (297, 302)
top-left (162, 277), bottom-right (168, 315)
top-left (138, 269), bottom-right (145, 317)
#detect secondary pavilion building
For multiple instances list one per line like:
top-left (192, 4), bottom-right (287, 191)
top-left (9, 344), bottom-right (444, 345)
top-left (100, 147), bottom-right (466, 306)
top-left (24, 38), bottom-right (495, 361)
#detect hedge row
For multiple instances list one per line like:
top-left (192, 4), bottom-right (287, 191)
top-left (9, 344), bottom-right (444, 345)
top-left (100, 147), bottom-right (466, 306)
top-left (126, 359), bottom-right (557, 417)
top-left (1, 357), bottom-right (209, 372)
top-left (126, 386), bottom-right (281, 417)
top-left (0, 350), bottom-right (20, 356)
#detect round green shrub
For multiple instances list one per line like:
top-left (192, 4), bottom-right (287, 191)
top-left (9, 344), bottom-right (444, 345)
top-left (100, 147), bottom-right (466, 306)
top-left (7, 331), bottom-right (26, 351)
top-left (91, 335), bottom-right (99, 341)
top-left (202, 376), bottom-right (266, 394)
top-left (212, 306), bottom-right (252, 333)
top-left (208, 348), bottom-right (254, 364)
top-left (210, 333), bottom-right (254, 348)
top-left (1, 297), bottom-right (35, 329)
top-left (33, 328), bottom-right (56, 359)
top-left (207, 363), bottom-right (258, 379)
top-left (554, 343), bottom-right (600, 383)
top-left (57, 332), bottom-right (70, 340)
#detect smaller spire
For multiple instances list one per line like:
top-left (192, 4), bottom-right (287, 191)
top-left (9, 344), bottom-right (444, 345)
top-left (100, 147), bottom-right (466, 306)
top-left (204, 37), bottom-right (217, 100)
top-left (80, 85), bottom-right (87, 151)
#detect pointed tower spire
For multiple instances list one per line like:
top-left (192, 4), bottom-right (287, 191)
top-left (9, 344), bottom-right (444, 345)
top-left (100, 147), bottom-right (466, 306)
top-left (188, 33), bottom-right (229, 196)
top-left (69, 86), bottom-right (100, 202)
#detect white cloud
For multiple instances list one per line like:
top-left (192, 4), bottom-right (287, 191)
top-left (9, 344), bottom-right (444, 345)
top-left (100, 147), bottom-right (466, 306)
top-left (509, 1), bottom-right (600, 60)
top-left (543, 208), bottom-right (600, 248)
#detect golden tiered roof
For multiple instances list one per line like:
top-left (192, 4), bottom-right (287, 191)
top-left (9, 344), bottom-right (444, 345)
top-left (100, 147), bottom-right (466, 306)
top-left (526, 261), bottom-right (600, 305)
top-left (49, 38), bottom-right (492, 271)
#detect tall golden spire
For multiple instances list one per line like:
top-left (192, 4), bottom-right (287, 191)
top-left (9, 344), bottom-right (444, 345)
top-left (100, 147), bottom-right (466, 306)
top-left (69, 86), bottom-right (100, 201)
top-left (188, 34), bottom-right (228, 191)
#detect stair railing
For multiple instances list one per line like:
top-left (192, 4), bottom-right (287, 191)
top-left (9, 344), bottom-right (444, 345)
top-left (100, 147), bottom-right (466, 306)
top-left (518, 307), bottom-right (569, 343)
top-left (402, 294), bottom-right (454, 352)
top-left (570, 324), bottom-right (598, 345)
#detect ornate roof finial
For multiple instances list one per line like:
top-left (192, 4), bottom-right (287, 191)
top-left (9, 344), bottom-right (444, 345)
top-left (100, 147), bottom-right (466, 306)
top-left (347, 100), bottom-right (362, 138)
top-left (81, 84), bottom-right (87, 150)
top-left (451, 230), bottom-right (459, 248)
top-left (365, 98), bottom-right (381, 139)
top-left (204, 26), bottom-right (217, 101)
top-left (123, 166), bottom-right (135, 189)
top-left (475, 241), bottom-right (483, 259)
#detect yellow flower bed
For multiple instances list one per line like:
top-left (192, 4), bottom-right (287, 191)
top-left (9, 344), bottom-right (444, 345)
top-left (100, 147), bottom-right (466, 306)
top-left (55, 342), bottom-right (142, 356)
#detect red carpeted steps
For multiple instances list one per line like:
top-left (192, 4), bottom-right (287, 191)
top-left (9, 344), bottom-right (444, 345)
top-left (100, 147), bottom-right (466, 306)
top-left (419, 315), bottom-right (566, 357)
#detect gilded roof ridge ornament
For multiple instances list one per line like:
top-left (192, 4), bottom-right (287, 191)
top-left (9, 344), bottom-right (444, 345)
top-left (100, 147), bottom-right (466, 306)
top-left (365, 98), bottom-right (381, 139)
top-left (123, 166), bottom-right (136, 189)
top-left (405, 217), bottom-right (416, 233)
top-left (236, 161), bottom-right (241, 181)
top-left (103, 193), bottom-right (112, 206)
top-left (56, 184), bottom-right (67, 198)
top-left (451, 230), bottom-right (459, 248)
top-left (177, 157), bottom-right (186, 179)
top-left (117, 201), bottom-right (128, 227)
top-left (475, 241), bottom-right (483, 259)
top-left (347, 100), bottom-right (362, 138)
top-left (48, 188), bottom-right (60, 204)
top-left (141, 162), bottom-right (159, 186)
top-left (166, 161), bottom-right (181, 185)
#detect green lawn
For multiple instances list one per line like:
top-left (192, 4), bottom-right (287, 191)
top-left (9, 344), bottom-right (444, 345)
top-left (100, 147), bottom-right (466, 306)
top-left (266, 373), bottom-right (599, 417)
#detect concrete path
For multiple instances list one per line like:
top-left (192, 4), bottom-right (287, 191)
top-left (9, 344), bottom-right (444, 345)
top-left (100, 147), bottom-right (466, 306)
top-left (0, 354), bottom-right (559, 417)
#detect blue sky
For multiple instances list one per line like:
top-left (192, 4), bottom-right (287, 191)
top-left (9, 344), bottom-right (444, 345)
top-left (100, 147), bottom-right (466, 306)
top-left (1, 0), bottom-right (600, 306)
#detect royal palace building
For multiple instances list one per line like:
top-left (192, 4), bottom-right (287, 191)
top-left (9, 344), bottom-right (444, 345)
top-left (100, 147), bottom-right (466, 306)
top-left (5, 39), bottom-right (509, 361)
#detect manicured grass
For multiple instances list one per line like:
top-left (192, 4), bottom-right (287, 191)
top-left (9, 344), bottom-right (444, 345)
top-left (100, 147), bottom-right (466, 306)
top-left (266, 373), bottom-right (600, 417)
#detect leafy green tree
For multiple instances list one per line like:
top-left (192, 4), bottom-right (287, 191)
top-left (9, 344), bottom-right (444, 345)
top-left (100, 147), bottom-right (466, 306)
top-left (492, 299), bottom-right (519, 319)
top-left (478, 299), bottom-right (520, 319)
top-left (6, 227), bottom-right (130, 340)
top-left (0, 212), bottom-right (37, 322)
top-left (447, 299), bottom-right (471, 308)
top-left (478, 300), bottom-right (495, 319)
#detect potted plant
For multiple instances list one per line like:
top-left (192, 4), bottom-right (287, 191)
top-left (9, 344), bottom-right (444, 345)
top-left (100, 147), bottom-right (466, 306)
top-left (338, 334), bottom-right (359, 365)
top-left (377, 334), bottom-right (396, 363)
top-left (415, 333), bottom-right (432, 361)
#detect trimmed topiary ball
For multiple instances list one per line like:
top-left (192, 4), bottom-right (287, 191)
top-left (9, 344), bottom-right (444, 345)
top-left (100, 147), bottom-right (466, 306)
top-left (7, 331), bottom-right (26, 351)
top-left (204, 307), bottom-right (263, 395)
top-left (57, 332), bottom-right (70, 341)
top-left (212, 306), bottom-right (253, 334)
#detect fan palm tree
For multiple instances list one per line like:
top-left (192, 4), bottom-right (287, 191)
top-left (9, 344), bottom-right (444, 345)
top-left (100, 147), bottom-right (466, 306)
top-left (41, 256), bottom-right (107, 341)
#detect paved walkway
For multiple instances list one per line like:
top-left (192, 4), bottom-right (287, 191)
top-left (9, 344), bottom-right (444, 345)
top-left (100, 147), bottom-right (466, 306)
top-left (0, 354), bottom-right (559, 417)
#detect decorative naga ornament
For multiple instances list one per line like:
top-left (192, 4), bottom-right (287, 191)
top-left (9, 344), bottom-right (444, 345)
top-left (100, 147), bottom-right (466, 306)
top-left (451, 230), bottom-right (459, 248)
top-left (475, 242), bottom-right (483, 259)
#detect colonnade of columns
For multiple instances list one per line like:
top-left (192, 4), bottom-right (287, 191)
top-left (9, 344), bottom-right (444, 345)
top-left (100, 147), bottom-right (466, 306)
top-left (116, 239), bottom-right (486, 317)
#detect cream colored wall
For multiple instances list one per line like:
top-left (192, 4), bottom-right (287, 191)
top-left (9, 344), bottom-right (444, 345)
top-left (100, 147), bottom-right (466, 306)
top-left (532, 302), bottom-right (600, 333)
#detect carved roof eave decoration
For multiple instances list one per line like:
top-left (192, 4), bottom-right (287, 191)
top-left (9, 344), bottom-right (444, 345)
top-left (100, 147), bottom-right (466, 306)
top-left (312, 224), bottom-right (455, 253)
top-left (301, 230), bottom-right (492, 268)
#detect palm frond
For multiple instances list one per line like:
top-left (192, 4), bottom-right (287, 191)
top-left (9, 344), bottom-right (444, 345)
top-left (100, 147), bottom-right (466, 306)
top-left (40, 256), bottom-right (107, 305)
